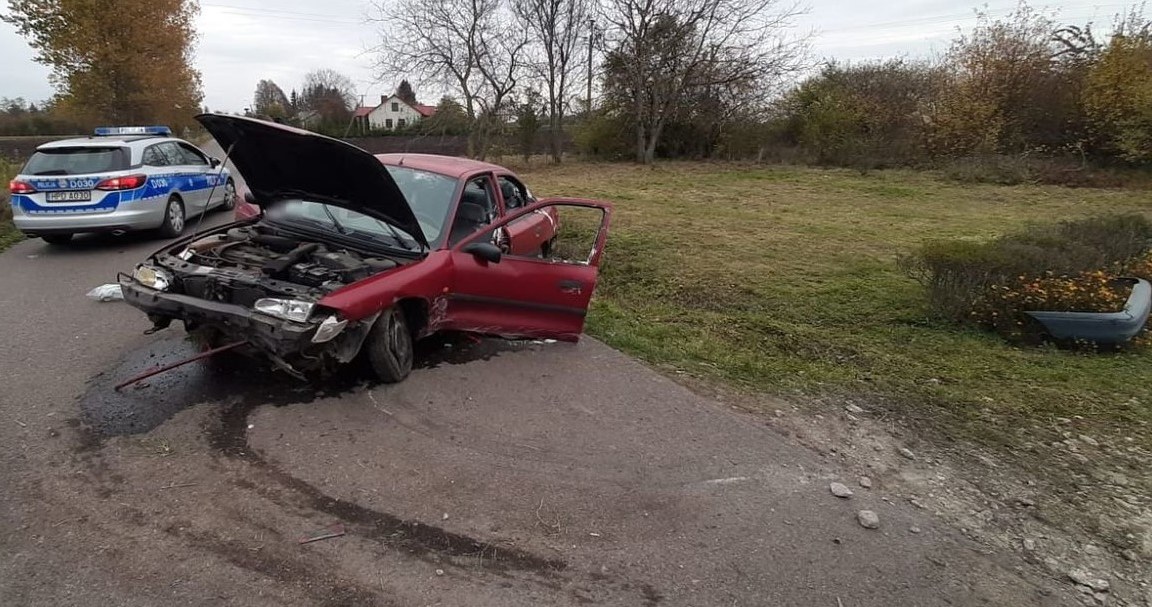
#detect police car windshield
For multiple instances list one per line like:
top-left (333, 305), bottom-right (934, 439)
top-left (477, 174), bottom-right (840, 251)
top-left (23, 147), bottom-right (128, 176)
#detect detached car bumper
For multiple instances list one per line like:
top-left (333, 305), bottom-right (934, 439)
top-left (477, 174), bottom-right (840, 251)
top-left (118, 276), bottom-right (318, 355)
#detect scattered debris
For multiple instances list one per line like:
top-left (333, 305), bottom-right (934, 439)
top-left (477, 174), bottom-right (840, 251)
top-left (113, 340), bottom-right (246, 391)
top-left (14, 419), bottom-right (27, 428)
top-left (442, 512), bottom-right (449, 520)
top-left (1068, 569), bottom-right (1110, 594)
top-left (898, 447), bottom-right (916, 460)
top-left (158, 482), bottom-right (198, 490)
top-left (829, 482), bottom-right (854, 498)
top-left (858, 476), bottom-right (873, 489)
top-left (857, 510), bottom-right (880, 529)
top-left (844, 403), bottom-right (865, 415)
top-left (1023, 538), bottom-right (1037, 551)
top-left (86, 284), bottom-right (123, 302)
top-left (909, 526), bottom-right (922, 534)
top-left (299, 522), bottom-right (346, 544)
top-left (435, 569), bottom-right (445, 576)
top-left (1079, 435), bottom-right (1099, 447)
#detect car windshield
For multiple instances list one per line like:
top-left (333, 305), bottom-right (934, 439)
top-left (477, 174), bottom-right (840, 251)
top-left (23, 147), bottom-right (128, 176)
top-left (264, 200), bottom-right (424, 252)
top-left (384, 165), bottom-right (457, 247)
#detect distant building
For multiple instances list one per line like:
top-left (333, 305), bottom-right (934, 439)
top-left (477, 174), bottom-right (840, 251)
top-left (351, 94), bottom-right (437, 132)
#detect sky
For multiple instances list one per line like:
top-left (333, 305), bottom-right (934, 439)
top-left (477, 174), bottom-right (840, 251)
top-left (0, 0), bottom-right (1134, 114)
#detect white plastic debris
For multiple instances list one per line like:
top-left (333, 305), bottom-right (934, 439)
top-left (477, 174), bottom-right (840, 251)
top-left (86, 284), bottom-right (123, 302)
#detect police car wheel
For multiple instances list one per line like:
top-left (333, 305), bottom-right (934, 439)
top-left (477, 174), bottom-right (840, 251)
top-left (41, 234), bottom-right (73, 245)
top-left (219, 179), bottom-right (236, 211)
top-left (159, 196), bottom-right (186, 238)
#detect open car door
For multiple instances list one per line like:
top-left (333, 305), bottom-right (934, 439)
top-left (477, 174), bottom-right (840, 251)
top-left (444, 199), bottom-right (612, 341)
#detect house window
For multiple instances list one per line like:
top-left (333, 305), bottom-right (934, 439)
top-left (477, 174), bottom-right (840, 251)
top-left (391, 102), bottom-right (399, 112)
top-left (385, 118), bottom-right (393, 129)
top-left (398, 118), bottom-right (407, 128)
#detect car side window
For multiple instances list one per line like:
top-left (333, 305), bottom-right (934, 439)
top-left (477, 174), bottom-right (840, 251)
top-left (157, 142), bottom-right (186, 166)
top-left (177, 143), bottom-right (209, 166)
top-left (448, 176), bottom-right (498, 246)
top-left (498, 176), bottom-right (530, 211)
top-left (142, 144), bottom-right (168, 167)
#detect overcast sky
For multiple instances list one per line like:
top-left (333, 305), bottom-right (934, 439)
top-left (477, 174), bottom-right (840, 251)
top-left (0, 0), bottom-right (1131, 114)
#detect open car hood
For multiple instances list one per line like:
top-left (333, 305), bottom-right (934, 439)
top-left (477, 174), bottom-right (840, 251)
top-left (195, 114), bottom-right (427, 249)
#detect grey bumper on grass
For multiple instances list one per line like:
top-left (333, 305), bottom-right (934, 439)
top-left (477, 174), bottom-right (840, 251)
top-left (1026, 278), bottom-right (1152, 343)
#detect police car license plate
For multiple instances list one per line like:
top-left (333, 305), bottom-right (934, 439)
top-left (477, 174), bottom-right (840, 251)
top-left (45, 191), bottom-right (92, 203)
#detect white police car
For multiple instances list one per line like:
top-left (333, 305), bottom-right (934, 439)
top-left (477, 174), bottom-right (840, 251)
top-left (7, 126), bottom-right (235, 245)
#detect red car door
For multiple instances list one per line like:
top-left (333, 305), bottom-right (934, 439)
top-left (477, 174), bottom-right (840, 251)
top-left (496, 174), bottom-right (556, 256)
top-left (444, 199), bottom-right (612, 341)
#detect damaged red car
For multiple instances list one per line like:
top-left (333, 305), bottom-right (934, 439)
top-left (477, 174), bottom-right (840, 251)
top-left (119, 114), bottom-right (612, 382)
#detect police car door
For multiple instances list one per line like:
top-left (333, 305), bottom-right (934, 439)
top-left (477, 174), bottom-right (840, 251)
top-left (175, 142), bottom-right (216, 211)
top-left (156, 142), bottom-right (205, 212)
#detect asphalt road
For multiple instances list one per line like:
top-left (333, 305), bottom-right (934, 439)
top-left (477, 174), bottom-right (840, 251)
top-left (0, 155), bottom-right (1075, 606)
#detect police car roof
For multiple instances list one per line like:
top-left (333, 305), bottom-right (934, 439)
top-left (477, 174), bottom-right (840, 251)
top-left (37, 135), bottom-right (168, 149)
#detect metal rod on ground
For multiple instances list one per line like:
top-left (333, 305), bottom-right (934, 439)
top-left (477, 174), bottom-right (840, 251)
top-left (113, 341), bottom-right (246, 391)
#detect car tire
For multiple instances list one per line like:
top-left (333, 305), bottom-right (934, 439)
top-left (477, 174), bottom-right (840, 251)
top-left (158, 196), bottom-right (186, 238)
top-left (365, 306), bottom-right (413, 383)
top-left (41, 234), bottom-right (73, 245)
top-left (218, 179), bottom-right (236, 212)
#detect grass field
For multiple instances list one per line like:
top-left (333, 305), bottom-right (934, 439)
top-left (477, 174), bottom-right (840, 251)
top-left (516, 161), bottom-right (1152, 445)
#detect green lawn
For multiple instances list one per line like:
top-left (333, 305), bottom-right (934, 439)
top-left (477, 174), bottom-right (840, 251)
top-left (518, 161), bottom-right (1152, 445)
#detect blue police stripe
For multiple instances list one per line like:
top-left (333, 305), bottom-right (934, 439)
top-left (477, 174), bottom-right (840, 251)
top-left (15, 170), bottom-right (228, 214)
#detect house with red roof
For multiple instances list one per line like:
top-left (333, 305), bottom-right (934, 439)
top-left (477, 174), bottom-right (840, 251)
top-left (351, 94), bottom-right (437, 133)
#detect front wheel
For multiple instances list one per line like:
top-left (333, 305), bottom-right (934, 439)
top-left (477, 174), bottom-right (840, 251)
top-left (158, 196), bottom-right (185, 238)
top-left (365, 307), bottom-right (413, 383)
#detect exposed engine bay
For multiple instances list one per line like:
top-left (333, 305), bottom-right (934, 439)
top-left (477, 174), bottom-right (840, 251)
top-left (156, 224), bottom-right (408, 307)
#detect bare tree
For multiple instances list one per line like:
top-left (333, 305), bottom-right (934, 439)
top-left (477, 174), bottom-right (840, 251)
top-left (601, 0), bottom-right (808, 163)
top-left (512, 0), bottom-right (593, 163)
top-left (370, 0), bottom-right (527, 158)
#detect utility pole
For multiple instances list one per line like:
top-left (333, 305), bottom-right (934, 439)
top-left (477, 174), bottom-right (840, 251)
top-left (586, 18), bottom-right (595, 115)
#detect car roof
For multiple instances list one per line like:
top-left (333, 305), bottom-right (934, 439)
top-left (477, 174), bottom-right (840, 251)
top-left (37, 135), bottom-right (177, 149)
top-left (375, 153), bottom-right (509, 179)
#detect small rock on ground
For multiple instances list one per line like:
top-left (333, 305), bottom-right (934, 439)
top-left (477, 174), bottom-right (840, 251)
top-left (859, 476), bottom-right (873, 489)
top-left (857, 510), bottom-right (880, 529)
top-left (830, 482), bottom-right (854, 498)
top-left (898, 447), bottom-right (916, 460)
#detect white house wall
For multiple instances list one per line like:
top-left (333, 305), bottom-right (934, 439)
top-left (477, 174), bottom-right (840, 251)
top-left (367, 96), bottom-right (425, 130)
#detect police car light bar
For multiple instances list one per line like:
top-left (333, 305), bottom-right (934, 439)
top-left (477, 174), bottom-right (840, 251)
top-left (94, 126), bottom-right (172, 137)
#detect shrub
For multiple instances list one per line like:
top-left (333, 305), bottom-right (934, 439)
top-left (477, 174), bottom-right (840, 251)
top-left (902, 214), bottom-right (1152, 323)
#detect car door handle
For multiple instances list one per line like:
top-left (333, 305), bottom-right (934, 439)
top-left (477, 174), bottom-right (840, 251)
top-left (558, 280), bottom-right (583, 294)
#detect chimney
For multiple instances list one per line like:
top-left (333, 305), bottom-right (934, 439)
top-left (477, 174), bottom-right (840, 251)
top-left (381, 95), bottom-right (387, 105)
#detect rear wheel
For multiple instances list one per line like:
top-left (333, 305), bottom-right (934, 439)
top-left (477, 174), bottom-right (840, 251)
top-left (41, 234), bottom-right (73, 245)
top-left (158, 196), bottom-right (185, 238)
top-left (365, 307), bottom-right (413, 383)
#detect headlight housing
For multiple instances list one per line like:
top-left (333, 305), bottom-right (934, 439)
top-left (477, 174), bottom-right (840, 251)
top-left (311, 315), bottom-right (349, 343)
top-left (253, 298), bottom-right (315, 323)
top-left (133, 264), bottom-right (172, 291)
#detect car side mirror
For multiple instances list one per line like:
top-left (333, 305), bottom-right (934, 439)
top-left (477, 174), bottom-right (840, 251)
top-left (210, 157), bottom-right (222, 168)
top-left (463, 241), bottom-right (502, 264)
